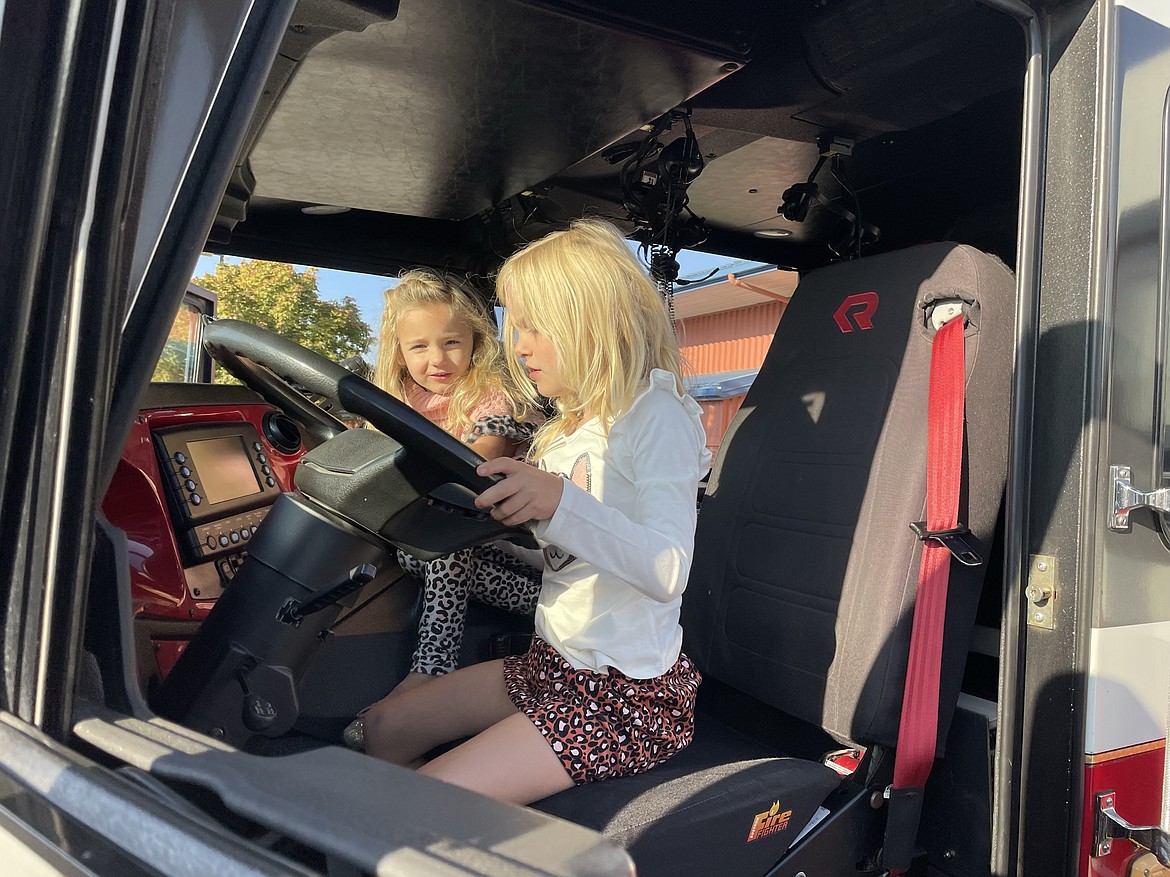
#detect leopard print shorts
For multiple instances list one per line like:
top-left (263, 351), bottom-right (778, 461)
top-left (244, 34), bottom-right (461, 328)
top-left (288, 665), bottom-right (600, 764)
top-left (503, 636), bottom-right (701, 785)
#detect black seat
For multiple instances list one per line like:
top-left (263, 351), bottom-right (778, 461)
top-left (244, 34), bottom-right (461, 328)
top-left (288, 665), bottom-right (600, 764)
top-left (534, 242), bottom-right (1015, 876)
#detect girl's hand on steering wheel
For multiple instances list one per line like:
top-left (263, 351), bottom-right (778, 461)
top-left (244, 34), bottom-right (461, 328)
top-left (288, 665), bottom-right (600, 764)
top-left (474, 458), bottom-right (564, 526)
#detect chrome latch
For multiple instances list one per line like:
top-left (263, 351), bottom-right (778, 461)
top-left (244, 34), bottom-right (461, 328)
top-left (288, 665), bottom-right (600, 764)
top-left (1093, 791), bottom-right (1170, 865)
top-left (1110, 465), bottom-right (1170, 530)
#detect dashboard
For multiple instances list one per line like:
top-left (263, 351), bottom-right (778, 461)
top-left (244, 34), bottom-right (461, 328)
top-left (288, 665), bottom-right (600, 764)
top-left (102, 384), bottom-right (306, 681)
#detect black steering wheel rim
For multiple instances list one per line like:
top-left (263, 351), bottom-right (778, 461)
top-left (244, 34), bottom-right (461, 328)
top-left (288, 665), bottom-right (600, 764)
top-left (202, 317), bottom-right (499, 495)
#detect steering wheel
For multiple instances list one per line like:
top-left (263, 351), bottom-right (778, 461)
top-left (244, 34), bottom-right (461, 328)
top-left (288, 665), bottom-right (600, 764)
top-left (202, 317), bottom-right (500, 496)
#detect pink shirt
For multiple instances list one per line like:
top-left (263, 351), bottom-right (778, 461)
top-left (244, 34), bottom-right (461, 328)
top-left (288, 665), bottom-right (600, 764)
top-left (404, 382), bottom-right (516, 442)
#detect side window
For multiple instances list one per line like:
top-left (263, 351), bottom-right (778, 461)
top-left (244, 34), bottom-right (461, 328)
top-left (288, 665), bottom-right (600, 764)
top-left (151, 283), bottom-right (216, 383)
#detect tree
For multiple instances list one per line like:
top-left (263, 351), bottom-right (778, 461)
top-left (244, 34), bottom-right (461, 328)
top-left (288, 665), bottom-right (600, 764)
top-left (195, 260), bottom-right (373, 365)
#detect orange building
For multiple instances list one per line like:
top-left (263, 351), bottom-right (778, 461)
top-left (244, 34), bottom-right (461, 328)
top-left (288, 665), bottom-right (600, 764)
top-left (675, 267), bottom-right (798, 460)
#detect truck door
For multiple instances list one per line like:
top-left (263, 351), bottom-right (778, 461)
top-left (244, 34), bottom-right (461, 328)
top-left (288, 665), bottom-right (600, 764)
top-left (1083, 1), bottom-right (1170, 873)
top-left (997, 1), bottom-right (1170, 875)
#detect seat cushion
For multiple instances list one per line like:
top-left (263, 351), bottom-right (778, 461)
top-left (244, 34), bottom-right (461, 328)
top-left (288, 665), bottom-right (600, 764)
top-left (533, 713), bottom-right (842, 877)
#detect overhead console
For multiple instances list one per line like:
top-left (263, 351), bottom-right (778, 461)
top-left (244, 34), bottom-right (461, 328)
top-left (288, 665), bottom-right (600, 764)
top-left (153, 422), bottom-right (282, 566)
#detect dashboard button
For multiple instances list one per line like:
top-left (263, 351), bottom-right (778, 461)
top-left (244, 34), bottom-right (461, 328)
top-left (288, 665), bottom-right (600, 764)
top-left (253, 442), bottom-right (262, 451)
top-left (230, 531), bottom-right (240, 544)
top-left (218, 535), bottom-right (230, 548)
top-left (206, 534), bottom-right (217, 549)
top-left (175, 452), bottom-right (186, 464)
top-left (265, 476), bottom-right (275, 487)
top-left (190, 494), bottom-right (201, 506)
top-left (241, 528), bottom-right (250, 540)
top-left (185, 479), bottom-right (197, 491)
top-left (261, 465), bottom-right (271, 475)
top-left (257, 453), bottom-right (267, 464)
top-left (179, 466), bottom-right (191, 478)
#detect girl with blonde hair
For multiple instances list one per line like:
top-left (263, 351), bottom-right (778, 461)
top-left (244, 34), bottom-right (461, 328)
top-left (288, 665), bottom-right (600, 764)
top-left (362, 220), bottom-right (711, 804)
top-left (373, 268), bottom-right (531, 454)
top-left (343, 270), bottom-right (543, 749)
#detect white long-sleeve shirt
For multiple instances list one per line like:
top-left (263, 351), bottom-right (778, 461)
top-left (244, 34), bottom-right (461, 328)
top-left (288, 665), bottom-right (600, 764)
top-left (529, 369), bottom-right (712, 678)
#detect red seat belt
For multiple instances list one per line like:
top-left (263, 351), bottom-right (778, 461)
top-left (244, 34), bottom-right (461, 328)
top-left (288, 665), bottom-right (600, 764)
top-left (883, 313), bottom-right (969, 874)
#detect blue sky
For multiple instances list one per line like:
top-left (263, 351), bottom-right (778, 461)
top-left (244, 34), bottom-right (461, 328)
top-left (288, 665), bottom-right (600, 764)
top-left (193, 248), bottom-right (767, 358)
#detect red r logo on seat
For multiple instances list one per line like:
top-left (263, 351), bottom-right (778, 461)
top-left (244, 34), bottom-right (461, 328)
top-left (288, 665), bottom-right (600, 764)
top-left (833, 292), bottom-right (879, 333)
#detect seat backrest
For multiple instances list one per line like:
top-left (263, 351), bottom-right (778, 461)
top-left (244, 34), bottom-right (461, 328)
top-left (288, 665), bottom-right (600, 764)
top-left (682, 242), bottom-right (1014, 749)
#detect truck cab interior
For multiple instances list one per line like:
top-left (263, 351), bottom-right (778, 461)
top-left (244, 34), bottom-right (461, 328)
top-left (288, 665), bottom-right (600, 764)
top-left (4, 1), bottom-right (1088, 875)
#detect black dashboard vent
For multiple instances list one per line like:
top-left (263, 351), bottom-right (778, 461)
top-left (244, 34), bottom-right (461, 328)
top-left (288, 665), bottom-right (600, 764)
top-left (263, 412), bottom-right (303, 454)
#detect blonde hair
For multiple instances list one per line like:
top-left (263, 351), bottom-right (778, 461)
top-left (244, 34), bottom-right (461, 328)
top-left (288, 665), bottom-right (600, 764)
top-left (374, 269), bottom-right (526, 438)
top-left (496, 219), bottom-right (683, 460)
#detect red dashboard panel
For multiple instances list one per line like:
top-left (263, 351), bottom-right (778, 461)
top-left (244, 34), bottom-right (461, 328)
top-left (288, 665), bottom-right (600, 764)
top-left (102, 402), bottom-right (302, 627)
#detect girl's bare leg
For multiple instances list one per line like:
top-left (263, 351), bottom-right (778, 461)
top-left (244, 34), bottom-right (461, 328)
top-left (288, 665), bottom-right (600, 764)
top-left (388, 670), bottom-right (434, 696)
top-left (363, 659), bottom-right (515, 765)
top-left (419, 712), bottom-right (574, 804)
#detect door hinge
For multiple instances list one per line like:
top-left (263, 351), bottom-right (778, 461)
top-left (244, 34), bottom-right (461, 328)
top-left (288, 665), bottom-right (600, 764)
top-left (1110, 465), bottom-right (1170, 530)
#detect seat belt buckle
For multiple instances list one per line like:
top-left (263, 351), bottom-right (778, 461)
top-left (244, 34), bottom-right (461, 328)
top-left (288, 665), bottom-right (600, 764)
top-left (909, 522), bottom-right (982, 566)
top-left (882, 785), bottom-right (925, 872)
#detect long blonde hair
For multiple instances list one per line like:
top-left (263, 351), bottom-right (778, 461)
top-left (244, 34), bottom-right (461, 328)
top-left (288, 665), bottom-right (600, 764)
top-left (374, 269), bottom-right (526, 438)
top-left (496, 219), bottom-right (682, 460)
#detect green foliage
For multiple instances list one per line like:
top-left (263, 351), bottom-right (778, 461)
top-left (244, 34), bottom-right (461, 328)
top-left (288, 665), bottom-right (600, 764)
top-left (194, 260), bottom-right (373, 365)
top-left (151, 302), bottom-right (203, 383)
top-left (153, 339), bottom-right (190, 382)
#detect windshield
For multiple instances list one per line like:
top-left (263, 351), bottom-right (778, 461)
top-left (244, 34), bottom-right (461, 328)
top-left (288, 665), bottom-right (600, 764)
top-left (152, 259), bottom-right (380, 384)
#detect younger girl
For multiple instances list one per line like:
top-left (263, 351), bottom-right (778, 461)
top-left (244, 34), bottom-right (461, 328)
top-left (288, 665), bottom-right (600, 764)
top-left (362, 220), bottom-right (712, 805)
top-left (353, 270), bottom-right (542, 727)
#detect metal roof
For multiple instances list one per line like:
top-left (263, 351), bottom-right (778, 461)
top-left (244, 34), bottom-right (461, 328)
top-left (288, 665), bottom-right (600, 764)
top-left (672, 267), bottom-right (797, 319)
top-left (684, 368), bottom-right (759, 399)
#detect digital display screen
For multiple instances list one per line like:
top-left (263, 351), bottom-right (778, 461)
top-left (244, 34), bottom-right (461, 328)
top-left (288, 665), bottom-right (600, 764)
top-left (185, 436), bottom-right (262, 505)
